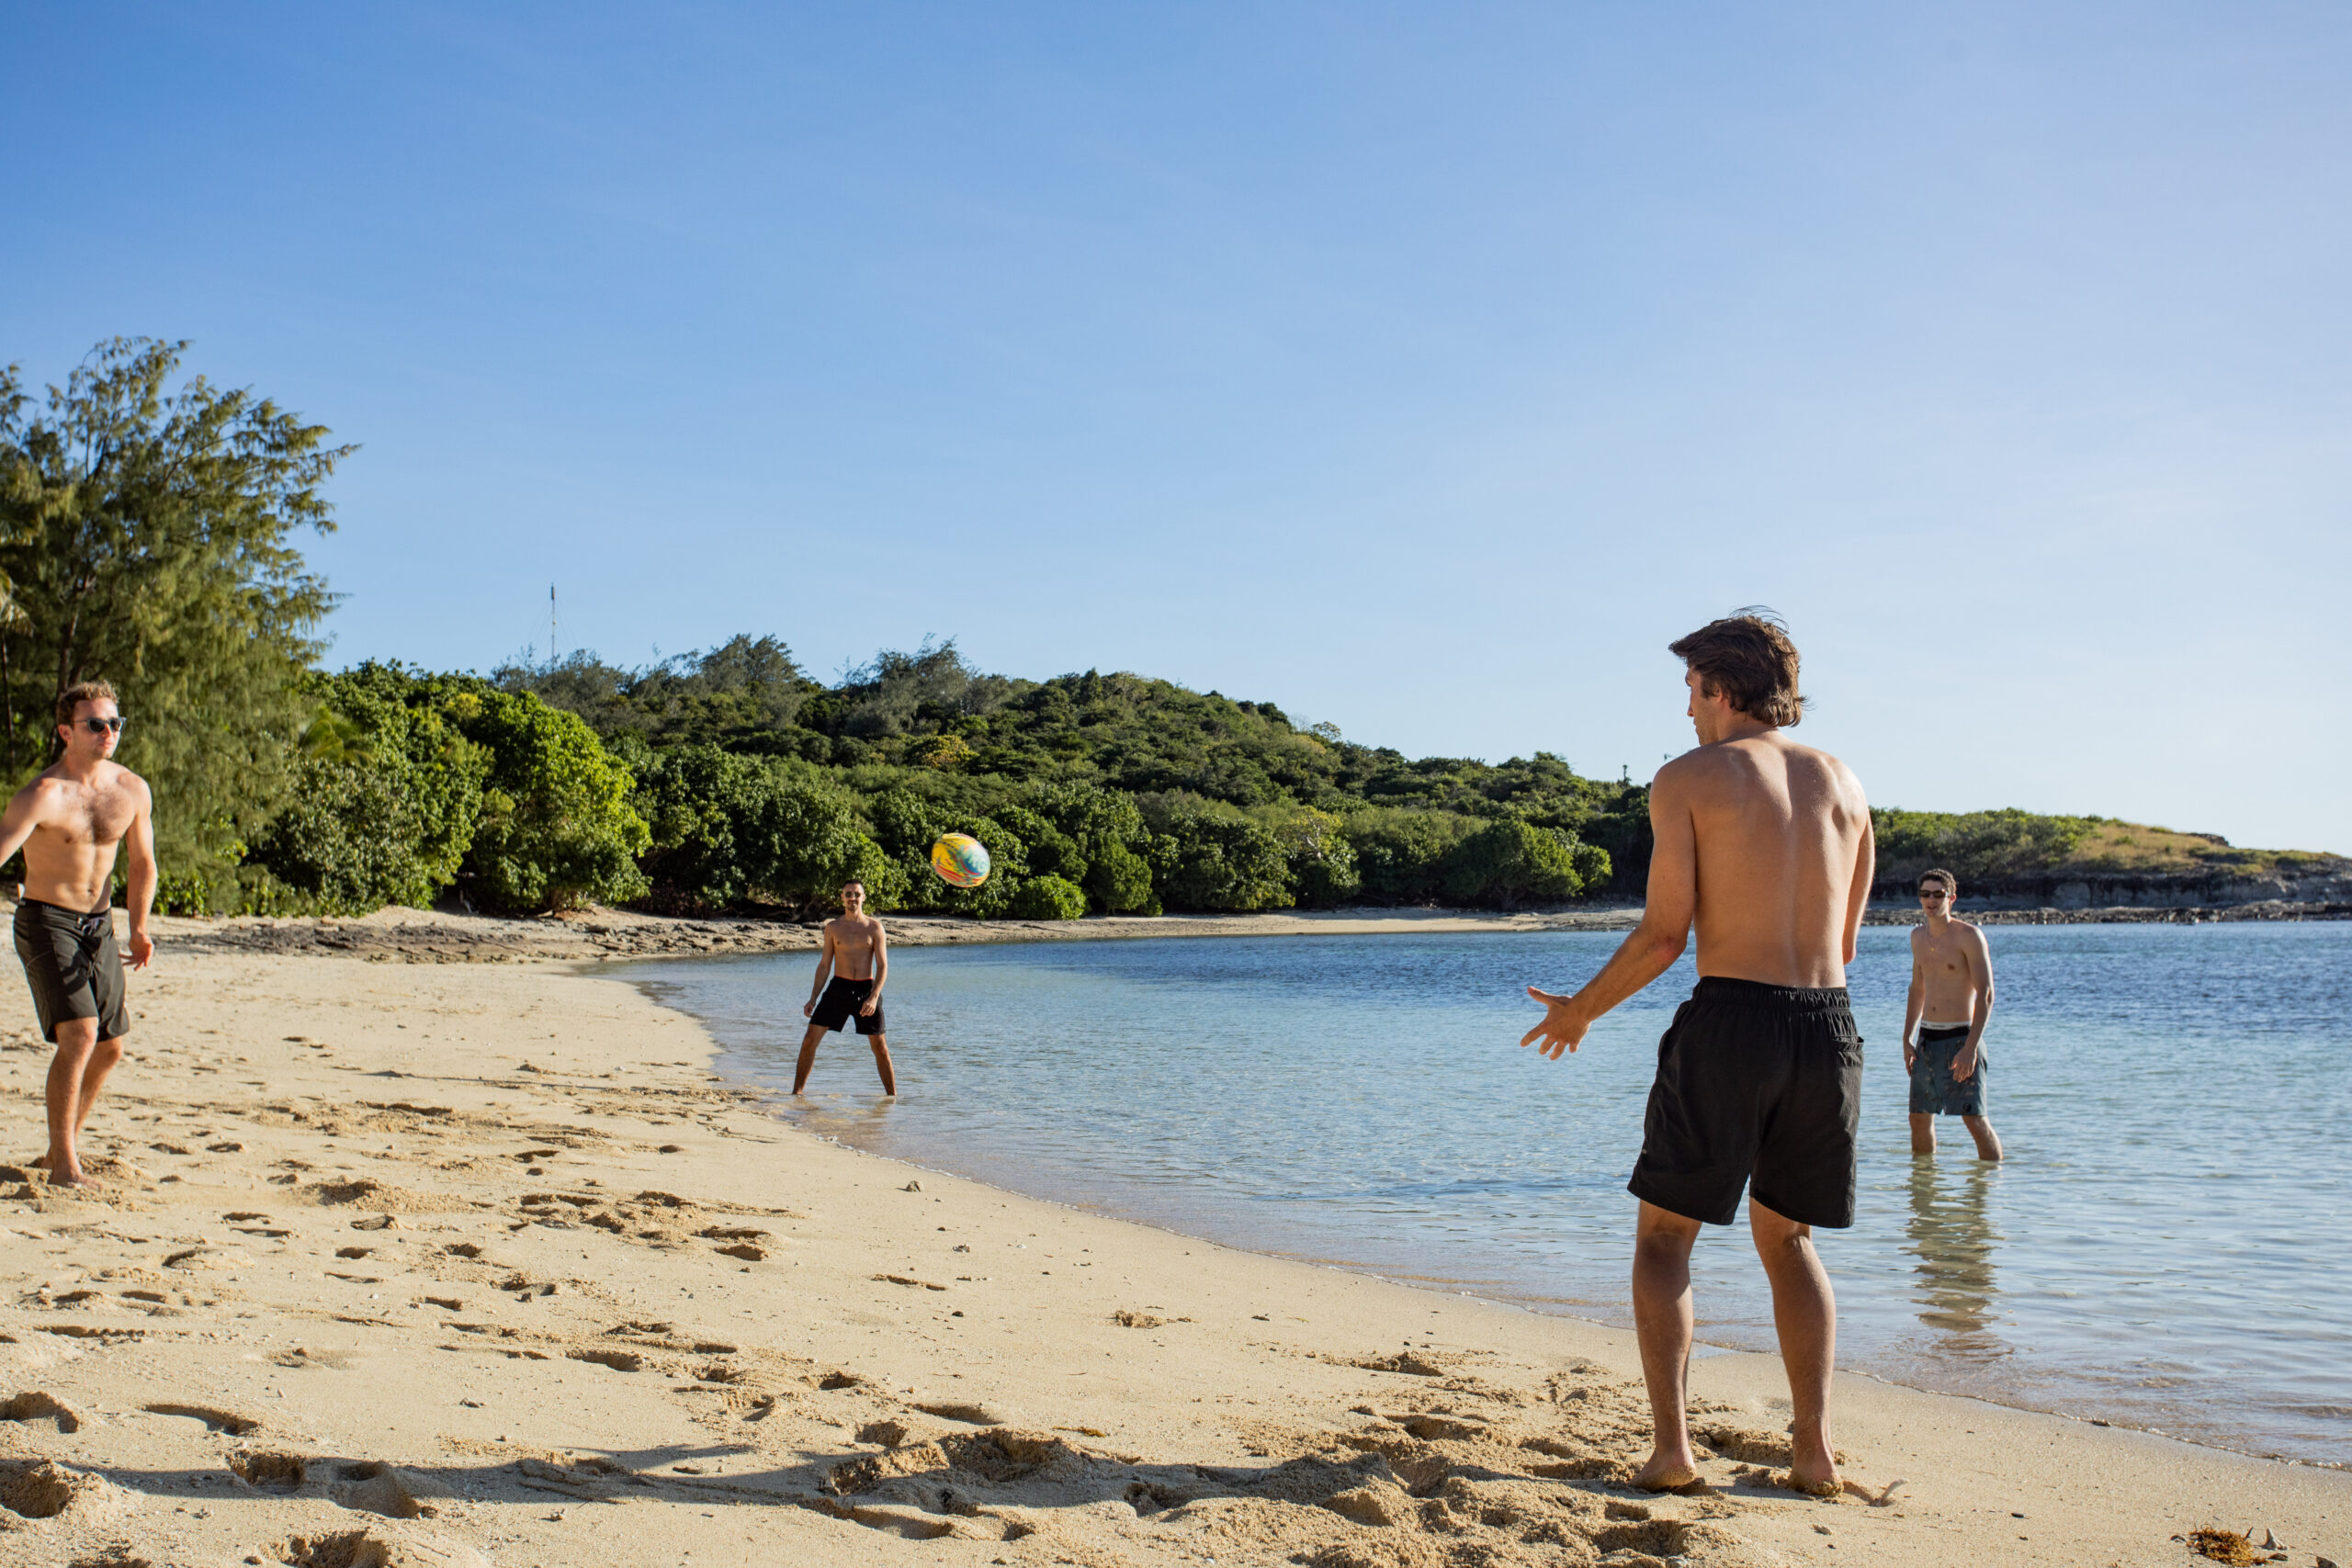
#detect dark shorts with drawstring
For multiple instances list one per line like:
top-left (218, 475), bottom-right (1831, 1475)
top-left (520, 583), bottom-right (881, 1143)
top-left (14, 897), bottom-right (130, 1043)
top-left (809, 976), bottom-right (886, 1035)
top-left (1627, 976), bottom-right (1864, 1229)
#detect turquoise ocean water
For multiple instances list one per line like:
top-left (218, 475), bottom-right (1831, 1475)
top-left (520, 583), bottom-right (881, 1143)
top-left (623, 922), bottom-right (2352, 1465)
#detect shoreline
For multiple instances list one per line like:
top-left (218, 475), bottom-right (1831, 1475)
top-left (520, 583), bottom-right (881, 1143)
top-left (136, 892), bottom-right (2352, 972)
top-left (1, 928), bottom-right (2345, 1563)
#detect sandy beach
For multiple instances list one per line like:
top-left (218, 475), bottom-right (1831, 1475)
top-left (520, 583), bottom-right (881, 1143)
top-left (2, 910), bottom-right (2345, 1567)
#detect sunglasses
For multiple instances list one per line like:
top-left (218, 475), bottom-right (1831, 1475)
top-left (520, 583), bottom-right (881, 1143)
top-left (77, 716), bottom-right (127, 735)
top-left (1918, 888), bottom-right (1950, 900)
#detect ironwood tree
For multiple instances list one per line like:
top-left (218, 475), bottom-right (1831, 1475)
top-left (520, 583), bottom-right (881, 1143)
top-left (0, 338), bottom-right (347, 907)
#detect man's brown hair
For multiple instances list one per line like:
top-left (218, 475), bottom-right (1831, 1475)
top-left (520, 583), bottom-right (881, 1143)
top-left (1668, 610), bottom-right (1805, 728)
top-left (55, 680), bottom-right (119, 731)
top-left (1920, 869), bottom-right (1958, 897)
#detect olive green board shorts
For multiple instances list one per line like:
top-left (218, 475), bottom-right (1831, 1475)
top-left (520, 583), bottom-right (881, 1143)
top-left (14, 897), bottom-right (130, 1043)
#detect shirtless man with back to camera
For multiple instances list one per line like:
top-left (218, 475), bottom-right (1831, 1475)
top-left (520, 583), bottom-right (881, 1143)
top-left (794, 880), bottom-right (897, 1096)
top-left (1521, 612), bottom-right (1872, 1495)
top-left (1905, 869), bottom-right (2001, 1159)
top-left (0, 681), bottom-right (158, 1187)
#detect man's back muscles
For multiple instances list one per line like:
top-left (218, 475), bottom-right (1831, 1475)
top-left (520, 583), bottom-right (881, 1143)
top-left (1668, 734), bottom-right (1871, 990)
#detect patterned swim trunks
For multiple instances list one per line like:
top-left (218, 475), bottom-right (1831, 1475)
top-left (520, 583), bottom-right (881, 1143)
top-left (1908, 1026), bottom-right (1985, 1117)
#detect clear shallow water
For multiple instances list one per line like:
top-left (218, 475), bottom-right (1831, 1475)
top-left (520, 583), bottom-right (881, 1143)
top-left (623, 922), bottom-right (2352, 1464)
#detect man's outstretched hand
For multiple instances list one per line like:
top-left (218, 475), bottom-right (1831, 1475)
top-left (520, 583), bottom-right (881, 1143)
top-left (1521, 986), bottom-right (1590, 1059)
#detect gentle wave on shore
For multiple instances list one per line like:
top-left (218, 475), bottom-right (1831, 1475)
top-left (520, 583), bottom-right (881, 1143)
top-left (626, 921), bottom-right (2352, 1465)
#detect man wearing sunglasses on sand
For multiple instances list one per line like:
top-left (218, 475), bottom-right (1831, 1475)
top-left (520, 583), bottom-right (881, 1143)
top-left (0, 680), bottom-right (157, 1189)
top-left (1903, 870), bottom-right (2001, 1160)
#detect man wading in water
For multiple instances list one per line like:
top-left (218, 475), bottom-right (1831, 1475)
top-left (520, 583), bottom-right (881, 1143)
top-left (1521, 613), bottom-right (1872, 1496)
top-left (795, 880), bottom-right (896, 1097)
top-left (1905, 869), bottom-right (2001, 1160)
top-left (1, 682), bottom-right (158, 1188)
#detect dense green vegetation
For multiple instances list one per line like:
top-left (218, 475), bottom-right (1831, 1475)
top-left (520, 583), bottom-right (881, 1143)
top-left (1870, 808), bottom-right (2101, 886)
top-left (468, 636), bottom-right (1636, 918)
top-left (141, 634), bottom-right (1637, 919)
top-left (13, 341), bottom-right (2306, 923)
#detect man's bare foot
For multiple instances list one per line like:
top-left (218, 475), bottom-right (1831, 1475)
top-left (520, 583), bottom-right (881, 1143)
top-left (1782, 1427), bottom-right (1839, 1495)
top-left (1630, 1452), bottom-right (1705, 1492)
top-left (43, 1165), bottom-right (96, 1189)
top-left (1777, 1469), bottom-right (1839, 1497)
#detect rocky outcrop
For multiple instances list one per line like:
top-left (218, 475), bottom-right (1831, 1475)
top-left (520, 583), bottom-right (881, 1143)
top-left (1871, 856), bottom-right (2351, 912)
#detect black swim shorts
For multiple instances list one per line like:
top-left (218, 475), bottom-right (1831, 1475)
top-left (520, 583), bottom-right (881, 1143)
top-left (1627, 976), bottom-right (1863, 1229)
top-left (809, 976), bottom-right (886, 1035)
top-left (1908, 1025), bottom-right (1986, 1117)
top-left (14, 897), bottom-right (131, 1044)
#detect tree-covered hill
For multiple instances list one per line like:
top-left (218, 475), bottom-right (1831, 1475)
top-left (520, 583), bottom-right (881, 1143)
top-left (473, 636), bottom-right (1640, 919)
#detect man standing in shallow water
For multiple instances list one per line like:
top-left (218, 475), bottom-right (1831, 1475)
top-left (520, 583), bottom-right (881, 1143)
top-left (1521, 613), bottom-right (1872, 1496)
top-left (794, 880), bottom-right (897, 1097)
top-left (1905, 870), bottom-right (2001, 1160)
top-left (0, 681), bottom-right (158, 1188)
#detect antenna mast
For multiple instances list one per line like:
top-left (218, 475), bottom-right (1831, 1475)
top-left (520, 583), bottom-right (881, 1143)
top-left (550, 583), bottom-right (559, 665)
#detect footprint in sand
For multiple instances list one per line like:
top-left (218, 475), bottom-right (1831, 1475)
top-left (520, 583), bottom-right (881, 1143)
top-left (911, 1402), bottom-right (1002, 1426)
top-left (0, 1456), bottom-right (109, 1522)
top-left (332, 1460), bottom-right (441, 1520)
top-left (231, 1450), bottom-right (309, 1491)
top-left (143, 1402), bottom-right (261, 1436)
top-left (272, 1527), bottom-right (487, 1568)
top-left (2, 1390), bottom-right (85, 1433)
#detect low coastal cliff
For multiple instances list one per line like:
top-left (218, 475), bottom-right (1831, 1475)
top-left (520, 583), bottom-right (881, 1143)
top-left (1868, 854), bottom-right (2352, 915)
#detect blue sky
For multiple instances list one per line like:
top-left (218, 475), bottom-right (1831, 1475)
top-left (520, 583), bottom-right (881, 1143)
top-left (6, 3), bottom-right (2346, 851)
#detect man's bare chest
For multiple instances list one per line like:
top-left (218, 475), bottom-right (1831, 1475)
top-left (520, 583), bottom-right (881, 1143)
top-left (40, 787), bottom-right (136, 849)
top-left (1919, 935), bottom-right (1973, 979)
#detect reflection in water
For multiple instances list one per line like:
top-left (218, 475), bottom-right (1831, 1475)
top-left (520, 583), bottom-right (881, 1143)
top-left (1905, 1158), bottom-right (2007, 1360)
top-left (786, 1091), bottom-right (899, 1145)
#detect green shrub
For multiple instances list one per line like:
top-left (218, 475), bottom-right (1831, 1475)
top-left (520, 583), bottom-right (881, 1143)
top-left (1028, 783), bottom-right (1159, 912)
top-left (633, 743), bottom-right (899, 915)
top-left (438, 684), bottom-right (651, 911)
top-left (1251, 805), bottom-right (1360, 908)
top-left (1442, 818), bottom-right (1592, 908)
top-left (247, 666), bottom-right (490, 913)
top-left (1347, 807), bottom-right (1480, 904)
top-left (1011, 873), bottom-right (1087, 920)
top-left (1148, 804), bottom-right (1295, 912)
top-left (1085, 846), bottom-right (1159, 915)
top-left (994, 803), bottom-right (1086, 883)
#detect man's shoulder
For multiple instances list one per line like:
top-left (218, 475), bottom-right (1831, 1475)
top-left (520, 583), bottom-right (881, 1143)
top-left (101, 761), bottom-right (151, 799)
top-left (1770, 734), bottom-right (1858, 784)
top-left (1658, 735), bottom-right (1857, 789)
top-left (1651, 746), bottom-right (1724, 791)
top-left (11, 769), bottom-right (74, 810)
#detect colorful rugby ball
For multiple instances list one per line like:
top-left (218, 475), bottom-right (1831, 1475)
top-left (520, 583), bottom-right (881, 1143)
top-left (930, 833), bottom-right (991, 888)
